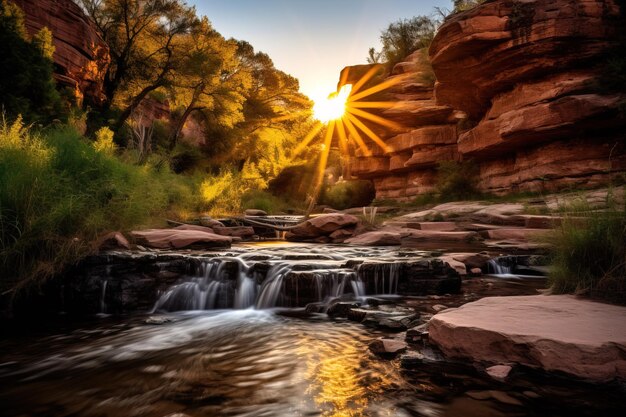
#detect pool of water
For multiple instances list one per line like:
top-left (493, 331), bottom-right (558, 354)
top-left (1, 300), bottom-right (625, 417)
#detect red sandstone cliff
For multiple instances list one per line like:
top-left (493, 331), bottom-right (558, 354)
top-left (11, 0), bottom-right (109, 106)
top-left (348, 0), bottom-right (625, 199)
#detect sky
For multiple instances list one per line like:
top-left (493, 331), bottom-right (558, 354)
top-left (190, 0), bottom-right (450, 102)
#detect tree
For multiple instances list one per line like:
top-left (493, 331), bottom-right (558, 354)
top-left (167, 17), bottom-right (249, 149)
top-left (78, 0), bottom-right (199, 129)
top-left (368, 16), bottom-right (438, 70)
top-left (0, 1), bottom-right (60, 122)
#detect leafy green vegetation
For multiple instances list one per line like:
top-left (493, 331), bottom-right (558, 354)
top-left (0, 2), bottom-right (61, 123)
top-left (367, 16), bottom-right (439, 70)
top-left (548, 195), bottom-right (626, 305)
top-left (435, 160), bottom-right (480, 200)
top-left (0, 118), bottom-right (201, 293)
top-left (321, 180), bottom-right (376, 210)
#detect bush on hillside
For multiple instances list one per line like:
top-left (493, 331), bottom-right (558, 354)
top-left (0, 118), bottom-right (200, 293)
top-left (548, 195), bottom-right (626, 305)
top-left (321, 180), bottom-right (376, 210)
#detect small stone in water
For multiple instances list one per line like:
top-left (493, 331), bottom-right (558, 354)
top-left (406, 323), bottom-right (429, 343)
top-left (432, 304), bottom-right (448, 312)
top-left (399, 350), bottom-right (425, 367)
top-left (489, 390), bottom-right (523, 406)
top-left (144, 316), bottom-right (173, 325)
top-left (486, 364), bottom-right (513, 381)
top-left (368, 338), bottom-right (407, 356)
top-left (327, 302), bottom-right (360, 318)
top-left (304, 302), bottom-right (326, 314)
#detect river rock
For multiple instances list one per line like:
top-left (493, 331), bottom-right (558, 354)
top-left (406, 323), bottom-right (429, 343)
top-left (485, 364), bottom-right (513, 381)
top-left (199, 216), bottom-right (225, 228)
top-left (345, 231), bottom-right (402, 246)
top-left (97, 231), bottom-right (130, 251)
top-left (368, 338), bottom-right (408, 356)
top-left (175, 224), bottom-right (215, 233)
top-left (245, 209), bottom-right (268, 216)
top-left (212, 226), bottom-right (256, 238)
top-left (327, 301), bottom-right (360, 318)
top-left (429, 295), bottom-right (626, 382)
top-left (131, 229), bottom-right (232, 249)
top-left (287, 213), bottom-right (359, 240)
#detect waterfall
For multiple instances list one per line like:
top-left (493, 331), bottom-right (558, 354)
top-left (99, 279), bottom-right (108, 314)
top-left (152, 255), bottom-right (379, 312)
top-left (487, 259), bottom-right (512, 275)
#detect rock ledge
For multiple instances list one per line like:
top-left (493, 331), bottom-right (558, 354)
top-left (429, 295), bottom-right (626, 382)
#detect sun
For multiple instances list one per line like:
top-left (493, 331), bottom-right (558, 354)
top-left (312, 84), bottom-right (352, 123)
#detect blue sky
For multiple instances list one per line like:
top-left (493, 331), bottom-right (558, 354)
top-left (189, 0), bottom-right (450, 101)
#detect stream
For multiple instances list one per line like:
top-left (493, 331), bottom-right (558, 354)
top-left (1, 243), bottom-right (624, 417)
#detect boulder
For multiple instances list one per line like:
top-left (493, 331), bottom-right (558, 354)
top-left (175, 224), bottom-right (215, 233)
top-left (131, 229), bottom-right (232, 249)
top-left (429, 295), bottom-right (626, 382)
top-left (288, 213), bottom-right (359, 239)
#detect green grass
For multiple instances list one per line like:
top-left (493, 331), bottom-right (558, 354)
top-left (0, 118), bottom-right (202, 294)
top-left (548, 195), bottom-right (626, 305)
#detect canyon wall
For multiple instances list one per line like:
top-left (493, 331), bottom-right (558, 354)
top-left (347, 0), bottom-right (626, 199)
top-left (12, 0), bottom-right (109, 106)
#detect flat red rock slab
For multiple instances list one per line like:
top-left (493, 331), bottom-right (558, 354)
top-left (429, 295), bottom-right (626, 382)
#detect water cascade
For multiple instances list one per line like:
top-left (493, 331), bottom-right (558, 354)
top-left (149, 246), bottom-right (435, 312)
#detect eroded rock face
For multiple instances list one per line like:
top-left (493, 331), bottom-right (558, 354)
top-left (347, 0), bottom-right (625, 198)
top-left (12, 0), bottom-right (109, 106)
top-left (346, 50), bottom-right (459, 202)
top-left (428, 295), bottom-right (626, 382)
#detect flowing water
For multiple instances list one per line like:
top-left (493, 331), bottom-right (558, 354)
top-left (1, 244), bottom-right (624, 417)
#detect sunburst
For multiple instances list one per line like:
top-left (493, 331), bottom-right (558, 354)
top-left (292, 66), bottom-right (410, 214)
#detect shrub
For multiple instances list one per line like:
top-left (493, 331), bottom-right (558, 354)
top-left (93, 126), bottom-right (115, 155)
top-left (436, 160), bottom-right (480, 200)
top-left (321, 180), bottom-right (376, 210)
top-left (241, 190), bottom-right (290, 214)
top-left (548, 196), bottom-right (626, 304)
top-left (0, 119), bottom-right (199, 293)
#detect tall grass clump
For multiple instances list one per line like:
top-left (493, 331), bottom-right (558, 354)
top-left (0, 118), bottom-right (199, 293)
top-left (548, 193), bottom-right (626, 304)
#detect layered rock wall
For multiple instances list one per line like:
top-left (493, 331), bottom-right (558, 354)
top-left (12, 0), bottom-right (109, 106)
top-left (345, 51), bottom-right (462, 201)
top-left (348, 0), bottom-right (625, 198)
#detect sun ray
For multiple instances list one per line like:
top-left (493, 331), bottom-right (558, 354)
top-left (342, 116), bottom-right (371, 157)
top-left (306, 120), bottom-right (335, 214)
top-left (349, 65), bottom-right (383, 95)
top-left (291, 122), bottom-right (324, 157)
top-left (348, 74), bottom-right (410, 102)
top-left (345, 112), bottom-right (390, 153)
top-left (335, 118), bottom-right (349, 155)
top-left (348, 101), bottom-right (398, 109)
top-left (346, 106), bottom-right (404, 131)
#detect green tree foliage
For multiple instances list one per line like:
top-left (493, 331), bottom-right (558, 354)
top-left (452, 0), bottom-right (486, 13)
top-left (167, 17), bottom-right (249, 149)
top-left (0, 118), bottom-right (201, 292)
top-left (367, 16), bottom-right (438, 69)
top-left (0, 1), bottom-right (61, 122)
top-left (79, 0), bottom-right (199, 128)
